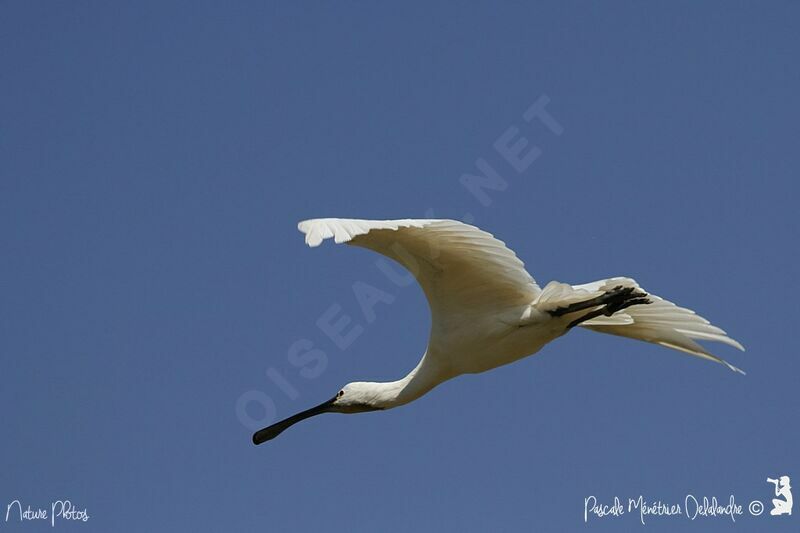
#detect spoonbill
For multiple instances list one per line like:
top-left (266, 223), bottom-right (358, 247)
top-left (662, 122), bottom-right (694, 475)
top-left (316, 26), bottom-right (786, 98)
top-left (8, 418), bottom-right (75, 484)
top-left (253, 218), bottom-right (744, 444)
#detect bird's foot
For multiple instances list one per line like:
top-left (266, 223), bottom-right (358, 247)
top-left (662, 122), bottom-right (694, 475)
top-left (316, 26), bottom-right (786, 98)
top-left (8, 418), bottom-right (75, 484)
top-left (601, 285), bottom-right (651, 315)
top-left (558, 285), bottom-right (652, 328)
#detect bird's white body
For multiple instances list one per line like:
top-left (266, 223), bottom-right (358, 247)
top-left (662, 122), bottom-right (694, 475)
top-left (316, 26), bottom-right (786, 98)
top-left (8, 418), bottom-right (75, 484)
top-left (341, 313), bottom-right (561, 411)
top-left (253, 218), bottom-right (744, 444)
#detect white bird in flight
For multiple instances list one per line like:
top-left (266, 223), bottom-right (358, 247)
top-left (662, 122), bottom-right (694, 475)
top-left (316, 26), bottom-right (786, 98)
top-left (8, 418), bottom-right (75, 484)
top-left (253, 218), bottom-right (744, 444)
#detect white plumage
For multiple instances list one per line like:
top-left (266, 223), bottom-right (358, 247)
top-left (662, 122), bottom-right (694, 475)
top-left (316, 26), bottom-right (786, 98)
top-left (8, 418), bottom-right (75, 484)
top-left (253, 218), bottom-right (744, 444)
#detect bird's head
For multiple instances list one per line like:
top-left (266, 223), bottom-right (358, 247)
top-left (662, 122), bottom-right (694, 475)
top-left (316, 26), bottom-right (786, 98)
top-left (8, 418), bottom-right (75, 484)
top-left (251, 382), bottom-right (384, 445)
top-left (332, 382), bottom-right (388, 413)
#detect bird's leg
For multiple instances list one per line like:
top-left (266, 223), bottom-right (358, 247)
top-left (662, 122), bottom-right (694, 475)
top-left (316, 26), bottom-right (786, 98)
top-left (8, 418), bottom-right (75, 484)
top-left (566, 295), bottom-right (651, 328)
top-left (548, 285), bottom-right (652, 328)
top-left (547, 291), bottom-right (614, 317)
top-left (565, 307), bottom-right (607, 328)
top-left (549, 285), bottom-right (641, 317)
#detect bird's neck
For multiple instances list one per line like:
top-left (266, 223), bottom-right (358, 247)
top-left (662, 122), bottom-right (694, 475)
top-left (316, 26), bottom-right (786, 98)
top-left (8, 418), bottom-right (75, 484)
top-left (370, 351), bottom-right (452, 409)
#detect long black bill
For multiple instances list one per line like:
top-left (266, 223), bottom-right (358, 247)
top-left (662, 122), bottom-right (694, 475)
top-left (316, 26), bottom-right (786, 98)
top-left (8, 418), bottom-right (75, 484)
top-left (252, 396), bottom-right (337, 445)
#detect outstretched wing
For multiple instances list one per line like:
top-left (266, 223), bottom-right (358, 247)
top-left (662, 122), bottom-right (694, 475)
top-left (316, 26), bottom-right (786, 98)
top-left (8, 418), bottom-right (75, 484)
top-left (298, 218), bottom-right (540, 320)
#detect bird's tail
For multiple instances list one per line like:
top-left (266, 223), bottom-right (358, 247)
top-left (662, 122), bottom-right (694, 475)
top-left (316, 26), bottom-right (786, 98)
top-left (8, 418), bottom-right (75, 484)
top-left (536, 277), bottom-right (745, 374)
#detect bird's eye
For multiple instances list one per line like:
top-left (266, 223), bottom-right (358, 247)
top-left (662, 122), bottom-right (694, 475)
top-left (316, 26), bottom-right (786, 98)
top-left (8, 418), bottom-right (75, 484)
top-left (337, 390), bottom-right (344, 398)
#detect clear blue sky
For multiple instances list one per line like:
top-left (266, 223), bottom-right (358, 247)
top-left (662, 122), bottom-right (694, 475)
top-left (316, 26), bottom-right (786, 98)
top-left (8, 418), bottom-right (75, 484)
top-left (2, 2), bottom-right (798, 531)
